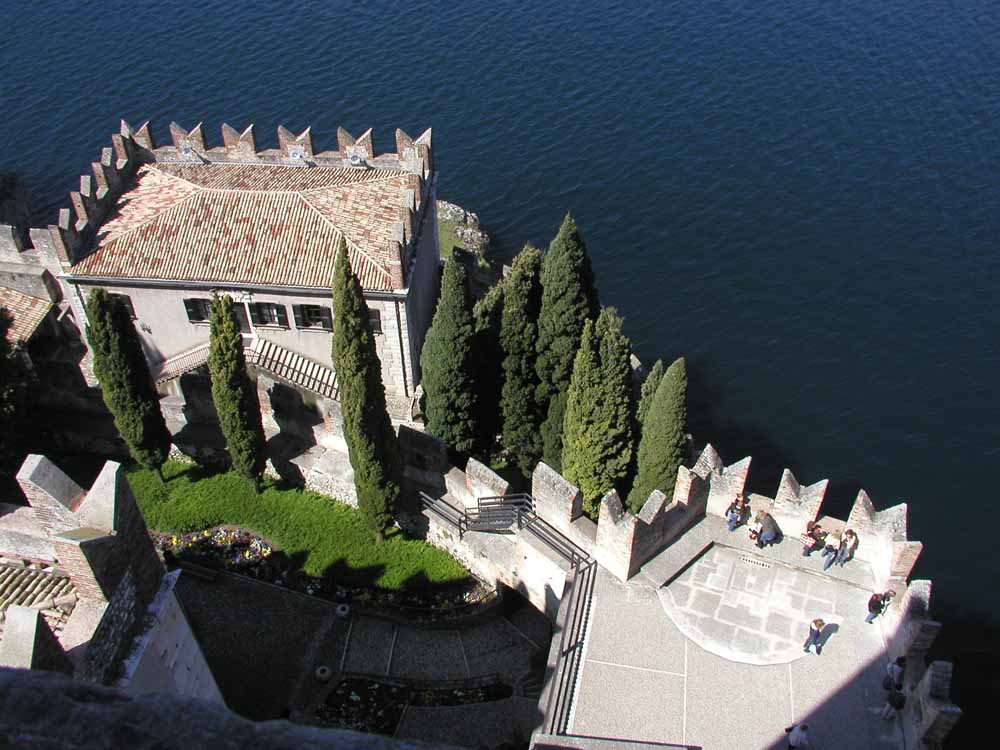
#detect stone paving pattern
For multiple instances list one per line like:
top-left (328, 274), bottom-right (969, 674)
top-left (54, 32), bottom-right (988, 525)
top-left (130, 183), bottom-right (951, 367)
top-left (568, 566), bottom-right (905, 750)
top-left (662, 545), bottom-right (856, 665)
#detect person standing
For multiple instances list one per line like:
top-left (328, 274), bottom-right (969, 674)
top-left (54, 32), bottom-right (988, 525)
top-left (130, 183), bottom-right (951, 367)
top-left (803, 618), bottom-right (825, 654)
top-left (836, 529), bottom-right (859, 567)
top-left (866, 590), bottom-right (896, 624)
top-left (785, 722), bottom-right (811, 748)
top-left (821, 529), bottom-right (842, 570)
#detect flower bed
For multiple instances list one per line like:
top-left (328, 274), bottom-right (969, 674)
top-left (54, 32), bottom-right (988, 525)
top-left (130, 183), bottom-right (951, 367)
top-left (153, 525), bottom-right (497, 619)
top-left (314, 676), bottom-right (513, 735)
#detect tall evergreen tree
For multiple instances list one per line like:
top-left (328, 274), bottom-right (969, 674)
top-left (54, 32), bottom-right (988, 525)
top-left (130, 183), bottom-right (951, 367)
top-left (536, 213), bottom-right (600, 467)
top-left (208, 295), bottom-right (266, 490)
top-left (0, 308), bottom-right (28, 472)
top-left (472, 280), bottom-right (504, 457)
top-left (627, 357), bottom-right (688, 513)
top-left (421, 253), bottom-right (478, 455)
top-left (637, 359), bottom-right (664, 425)
top-left (331, 245), bottom-right (401, 540)
top-left (562, 308), bottom-right (636, 518)
top-left (500, 244), bottom-right (544, 475)
top-left (539, 390), bottom-right (568, 473)
top-left (85, 289), bottom-right (171, 481)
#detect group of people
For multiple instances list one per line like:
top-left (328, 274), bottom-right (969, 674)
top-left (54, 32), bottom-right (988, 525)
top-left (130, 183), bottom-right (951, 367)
top-left (801, 521), bottom-right (858, 570)
top-left (724, 494), bottom-right (862, 572)
top-left (725, 495), bottom-right (781, 549)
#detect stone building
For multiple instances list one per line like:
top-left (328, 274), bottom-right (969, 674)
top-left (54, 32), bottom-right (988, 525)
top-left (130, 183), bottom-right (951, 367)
top-left (0, 120), bottom-right (439, 443)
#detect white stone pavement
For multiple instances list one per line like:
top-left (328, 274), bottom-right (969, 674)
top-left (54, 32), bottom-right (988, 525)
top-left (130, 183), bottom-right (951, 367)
top-left (566, 559), bottom-right (905, 750)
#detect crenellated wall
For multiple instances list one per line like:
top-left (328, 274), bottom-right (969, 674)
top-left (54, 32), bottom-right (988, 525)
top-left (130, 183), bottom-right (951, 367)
top-left (5, 455), bottom-right (221, 703)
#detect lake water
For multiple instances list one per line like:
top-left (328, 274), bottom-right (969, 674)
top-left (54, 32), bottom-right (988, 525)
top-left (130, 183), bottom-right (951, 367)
top-left (2, 0), bottom-right (998, 619)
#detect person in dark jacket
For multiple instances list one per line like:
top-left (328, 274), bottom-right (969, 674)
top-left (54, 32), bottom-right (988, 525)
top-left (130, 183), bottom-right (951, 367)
top-left (866, 590), bottom-right (896, 623)
top-left (753, 511), bottom-right (781, 548)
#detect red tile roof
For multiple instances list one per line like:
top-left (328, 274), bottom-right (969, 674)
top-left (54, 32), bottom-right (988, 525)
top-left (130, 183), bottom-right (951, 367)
top-left (71, 162), bottom-right (416, 291)
top-left (0, 287), bottom-right (52, 344)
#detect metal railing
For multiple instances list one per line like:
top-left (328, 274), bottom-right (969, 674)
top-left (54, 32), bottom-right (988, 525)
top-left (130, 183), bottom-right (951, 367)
top-left (420, 492), bottom-right (589, 569)
top-left (543, 559), bottom-right (598, 735)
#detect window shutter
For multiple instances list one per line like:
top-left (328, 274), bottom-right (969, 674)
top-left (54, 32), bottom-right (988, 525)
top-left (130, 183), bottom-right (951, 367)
top-left (248, 303), bottom-right (263, 325)
top-left (275, 304), bottom-right (288, 328)
top-left (292, 305), bottom-right (304, 329)
top-left (320, 307), bottom-right (333, 331)
top-left (184, 299), bottom-right (200, 322)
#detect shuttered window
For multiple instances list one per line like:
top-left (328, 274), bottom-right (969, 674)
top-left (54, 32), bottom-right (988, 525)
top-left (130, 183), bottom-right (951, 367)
top-left (183, 298), bottom-right (212, 323)
top-left (248, 302), bottom-right (289, 328)
top-left (292, 304), bottom-right (333, 331)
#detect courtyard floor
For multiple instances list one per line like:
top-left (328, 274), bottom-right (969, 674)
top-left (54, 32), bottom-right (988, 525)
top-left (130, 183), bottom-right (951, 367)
top-left (563, 527), bottom-right (909, 750)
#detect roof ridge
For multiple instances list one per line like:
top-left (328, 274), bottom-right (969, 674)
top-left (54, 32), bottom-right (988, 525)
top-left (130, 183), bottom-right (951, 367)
top-left (100, 174), bottom-right (203, 248)
top-left (296, 192), bottom-right (394, 284)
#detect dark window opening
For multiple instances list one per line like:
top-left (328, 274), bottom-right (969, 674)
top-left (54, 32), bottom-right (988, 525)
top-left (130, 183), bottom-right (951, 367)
top-left (368, 308), bottom-right (382, 334)
top-left (109, 293), bottom-right (136, 320)
top-left (292, 304), bottom-right (333, 331)
top-left (183, 298), bottom-right (212, 323)
top-left (248, 302), bottom-right (289, 328)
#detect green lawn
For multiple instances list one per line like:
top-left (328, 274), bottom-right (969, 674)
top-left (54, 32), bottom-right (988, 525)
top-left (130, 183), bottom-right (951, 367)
top-left (438, 217), bottom-right (461, 259)
top-left (128, 461), bottom-right (469, 590)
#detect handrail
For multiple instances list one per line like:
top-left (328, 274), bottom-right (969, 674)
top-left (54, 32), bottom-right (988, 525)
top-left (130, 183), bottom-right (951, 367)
top-left (543, 559), bottom-right (598, 735)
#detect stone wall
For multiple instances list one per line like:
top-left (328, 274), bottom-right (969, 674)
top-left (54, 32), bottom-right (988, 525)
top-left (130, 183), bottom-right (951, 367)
top-left (117, 571), bottom-right (224, 704)
top-left (0, 667), bottom-right (463, 750)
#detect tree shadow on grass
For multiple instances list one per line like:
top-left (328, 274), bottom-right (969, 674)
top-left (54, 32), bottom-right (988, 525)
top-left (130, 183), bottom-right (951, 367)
top-left (321, 558), bottom-right (387, 590)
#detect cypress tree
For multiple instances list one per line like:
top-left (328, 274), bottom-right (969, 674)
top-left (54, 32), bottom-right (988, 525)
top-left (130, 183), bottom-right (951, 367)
top-left (637, 359), bottom-right (664, 425)
top-left (0, 308), bottom-right (28, 471)
top-left (208, 295), bottom-right (266, 490)
top-left (628, 357), bottom-right (688, 513)
top-left (472, 281), bottom-right (504, 457)
top-left (539, 390), bottom-right (568, 473)
top-left (85, 289), bottom-right (171, 481)
top-left (331, 244), bottom-right (401, 540)
top-left (500, 244), bottom-right (543, 475)
top-left (562, 308), bottom-right (636, 518)
top-left (535, 213), bottom-right (600, 467)
top-left (421, 253), bottom-right (478, 455)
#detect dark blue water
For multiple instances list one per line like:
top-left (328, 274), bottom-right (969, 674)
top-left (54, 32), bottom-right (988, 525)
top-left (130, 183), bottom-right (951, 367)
top-left (3, 0), bottom-right (999, 611)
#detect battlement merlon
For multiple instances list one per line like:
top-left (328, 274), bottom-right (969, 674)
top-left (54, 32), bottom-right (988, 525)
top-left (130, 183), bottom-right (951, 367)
top-left (157, 121), bottom-right (433, 177)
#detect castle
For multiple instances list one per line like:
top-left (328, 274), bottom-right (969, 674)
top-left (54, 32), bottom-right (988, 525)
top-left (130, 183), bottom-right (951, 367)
top-left (0, 123), bottom-right (963, 749)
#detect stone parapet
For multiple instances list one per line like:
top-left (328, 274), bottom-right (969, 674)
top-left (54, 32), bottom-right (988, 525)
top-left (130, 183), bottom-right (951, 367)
top-left (913, 661), bottom-right (962, 748)
top-left (0, 605), bottom-right (73, 674)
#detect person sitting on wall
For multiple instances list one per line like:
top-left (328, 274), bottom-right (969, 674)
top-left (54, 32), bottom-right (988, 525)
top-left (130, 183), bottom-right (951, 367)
top-left (884, 656), bottom-right (906, 691)
top-left (726, 494), bottom-right (749, 531)
top-left (751, 511), bottom-right (781, 548)
top-left (836, 529), bottom-right (859, 567)
top-left (821, 528), bottom-right (843, 571)
top-left (801, 521), bottom-right (827, 557)
top-left (866, 590), bottom-right (896, 624)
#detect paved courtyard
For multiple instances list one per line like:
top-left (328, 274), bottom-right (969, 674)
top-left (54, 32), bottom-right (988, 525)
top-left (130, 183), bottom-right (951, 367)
top-left (566, 554), bottom-right (905, 750)
top-left (662, 545), bottom-right (852, 665)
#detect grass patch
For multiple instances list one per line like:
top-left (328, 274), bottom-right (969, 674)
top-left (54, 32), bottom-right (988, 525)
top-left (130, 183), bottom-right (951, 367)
top-left (438, 217), bottom-right (462, 259)
top-left (128, 460), bottom-right (469, 590)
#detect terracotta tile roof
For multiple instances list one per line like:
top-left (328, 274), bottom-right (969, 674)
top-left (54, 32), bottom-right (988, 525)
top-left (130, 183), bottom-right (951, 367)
top-left (71, 162), bottom-right (416, 291)
top-left (0, 564), bottom-right (77, 642)
top-left (0, 287), bottom-right (52, 344)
